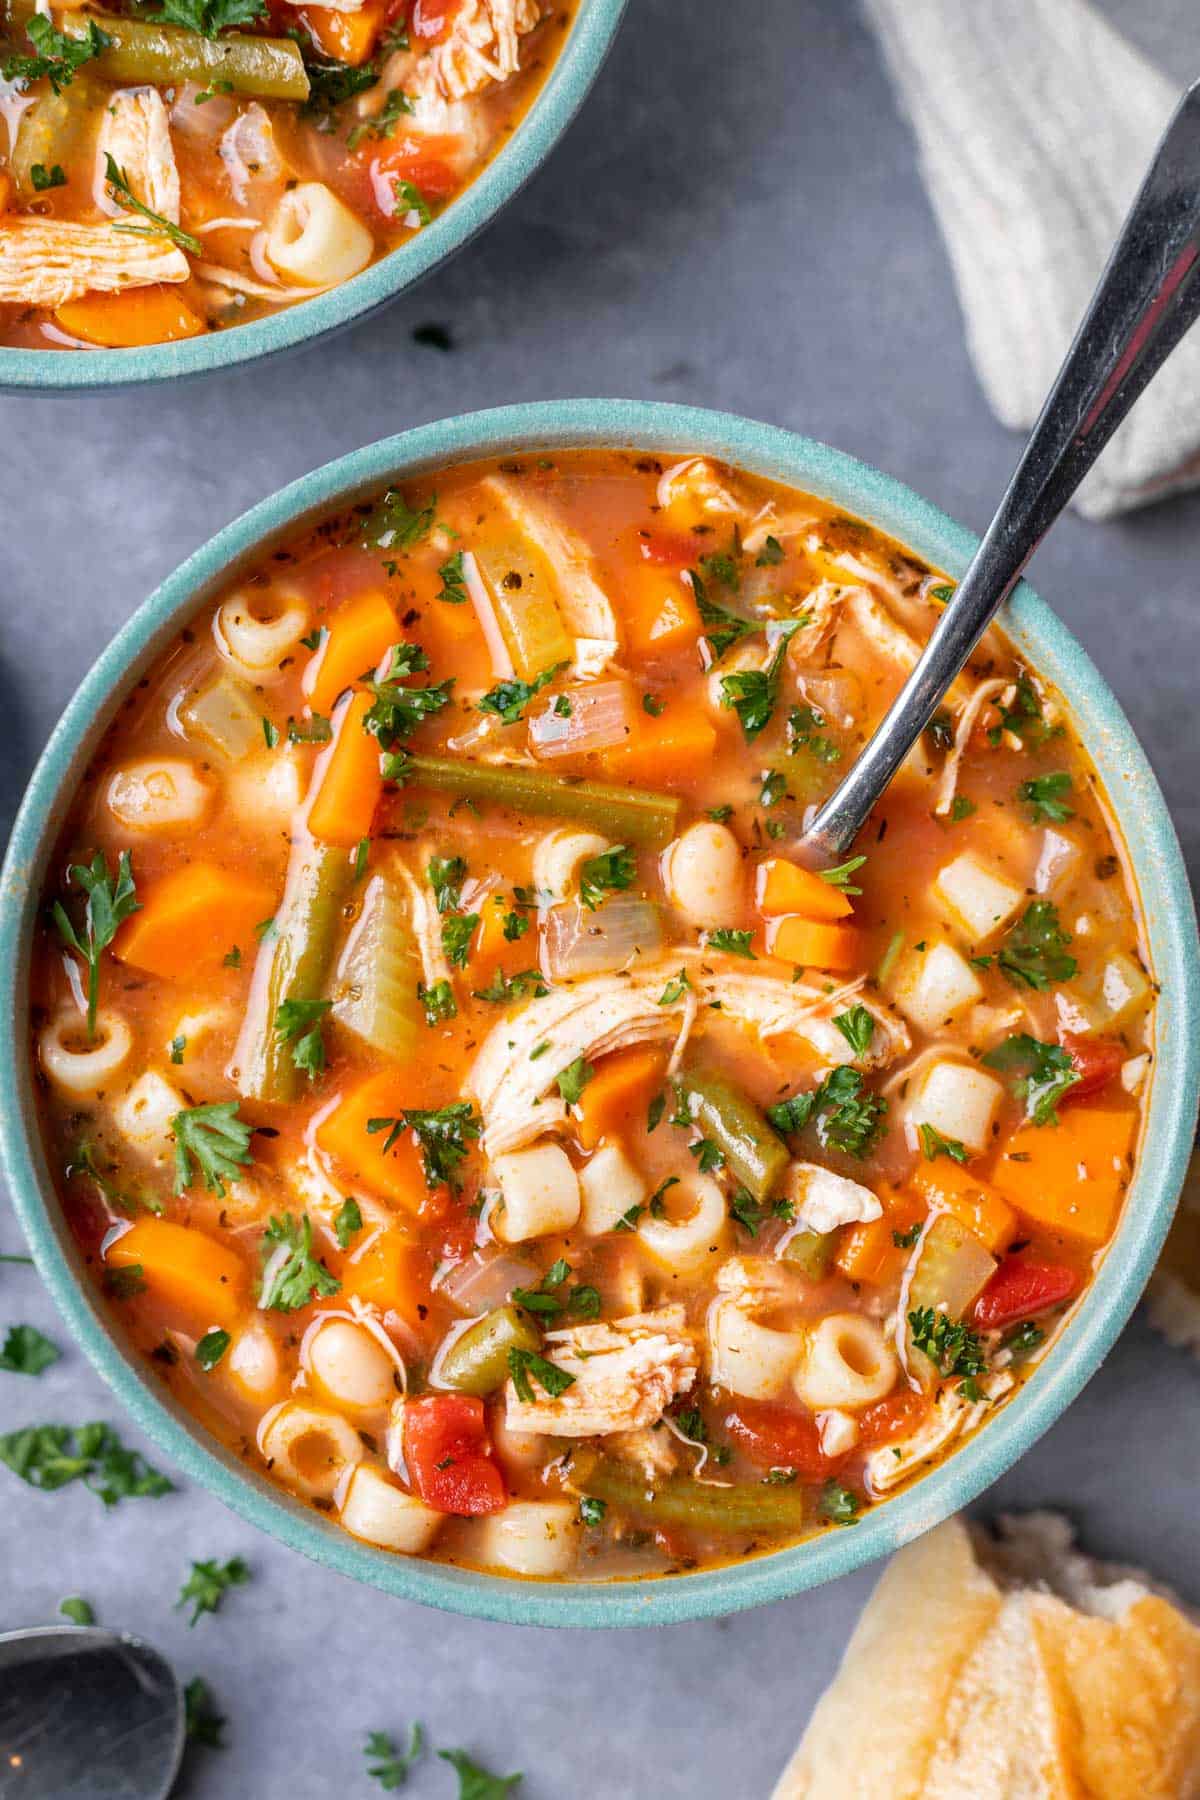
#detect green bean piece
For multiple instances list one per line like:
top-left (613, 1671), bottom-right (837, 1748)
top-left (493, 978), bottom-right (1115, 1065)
top-left (677, 1067), bottom-right (790, 1205)
top-left (573, 1452), bottom-right (809, 1535)
top-left (234, 842), bottom-right (353, 1105)
top-left (436, 1306), bottom-right (541, 1397)
top-left (782, 1228), bottom-right (836, 1280)
top-left (401, 753), bottom-right (681, 850)
top-left (57, 9), bottom-right (310, 100)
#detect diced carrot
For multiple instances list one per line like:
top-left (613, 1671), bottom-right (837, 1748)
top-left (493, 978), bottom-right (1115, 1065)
top-left (304, 591), bottom-right (397, 713)
top-left (114, 862), bottom-right (277, 979)
top-left (989, 1104), bottom-right (1138, 1245)
top-left (911, 1160), bottom-right (1017, 1255)
top-left (340, 1228), bottom-right (432, 1325)
top-left (55, 287), bottom-right (205, 348)
top-left (0, 170), bottom-right (13, 214)
top-left (307, 691), bottom-right (383, 847)
top-left (315, 1073), bottom-right (428, 1212)
top-left (468, 893), bottom-right (532, 989)
top-left (299, 0), bottom-right (384, 62)
top-left (756, 858), bottom-right (853, 922)
top-left (835, 1184), bottom-right (923, 1285)
top-left (766, 916), bottom-right (861, 972)
top-left (575, 1046), bottom-right (668, 1151)
top-left (106, 1219), bottom-right (243, 1330)
top-left (620, 564), bottom-right (702, 657)
top-left (601, 701), bottom-right (716, 784)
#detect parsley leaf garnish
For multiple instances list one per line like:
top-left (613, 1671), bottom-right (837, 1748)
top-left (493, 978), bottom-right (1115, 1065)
top-left (755, 534), bottom-right (784, 567)
top-left (555, 1056), bottom-right (594, 1105)
top-left (819, 1480), bottom-right (860, 1524)
top-left (0, 1421), bottom-right (171, 1504)
top-left (177, 1555), bottom-right (249, 1626)
top-left (360, 488), bottom-right (435, 553)
top-left (442, 911), bottom-right (479, 969)
top-left (0, 1324), bottom-right (60, 1376)
top-left (832, 1005), bottom-right (874, 1057)
top-left (259, 1214), bottom-right (339, 1311)
top-left (52, 849), bottom-right (139, 1037)
top-left (907, 1307), bottom-right (987, 1378)
top-left (658, 968), bottom-right (692, 1005)
top-left (1017, 771), bottom-right (1073, 823)
top-left (367, 1103), bottom-right (481, 1190)
top-left (171, 1102), bottom-right (254, 1197)
top-left (997, 902), bottom-right (1077, 991)
top-left (579, 844), bottom-right (636, 911)
top-left (184, 1677), bottom-right (225, 1749)
top-left (334, 1197), bottom-right (363, 1249)
top-left (689, 567), bottom-right (754, 662)
top-left (59, 1595), bottom-right (94, 1625)
top-left (419, 978), bottom-right (458, 1024)
top-left (363, 642), bottom-right (453, 746)
top-left (989, 673), bottom-right (1055, 747)
top-left (366, 1723), bottom-right (424, 1790)
top-left (705, 928), bottom-right (756, 958)
top-left (104, 153), bottom-right (202, 255)
top-left (917, 1122), bottom-right (968, 1163)
top-left (477, 662), bottom-right (565, 726)
top-left (438, 552), bottom-right (468, 605)
top-left (30, 161), bottom-right (66, 190)
top-left (506, 1347), bottom-right (575, 1402)
top-left (273, 997), bottom-right (331, 1080)
top-left (195, 1328), bottom-right (230, 1372)
top-left (767, 1065), bottom-right (887, 1158)
top-left (819, 854), bottom-right (866, 893)
top-left (2, 15), bottom-right (109, 94)
top-left (438, 1748), bottom-right (522, 1800)
top-left (346, 85), bottom-right (413, 150)
top-left (718, 624), bottom-right (798, 740)
top-left (787, 703), bottom-right (841, 764)
top-left (471, 969), bottom-right (548, 1004)
top-left (155, 0), bottom-right (265, 36)
top-left (428, 856), bottom-right (467, 915)
top-left (982, 1033), bottom-right (1080, 1124)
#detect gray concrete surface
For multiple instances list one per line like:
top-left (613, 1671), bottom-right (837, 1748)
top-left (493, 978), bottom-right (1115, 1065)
top-left (2, 2), bottom-right (1198, 1795)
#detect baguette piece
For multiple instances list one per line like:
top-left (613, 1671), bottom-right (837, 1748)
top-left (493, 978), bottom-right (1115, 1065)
top-left (773, 1512), bottom-right (1200, 1799)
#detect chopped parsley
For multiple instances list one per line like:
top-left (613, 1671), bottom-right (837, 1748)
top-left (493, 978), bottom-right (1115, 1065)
top-left (52, 848), bottom-right (139, 1037)
top-left (437, 1748), bottom-right (522, 1799)
top-left (506, 1347), bottom-right (575, 1402)
top-left (428, 856), bottom-right (468, 915)
top-left (2, 15), bottom-right (110, 94)
top-left (104, 1264), bottom-right (146, 1300)
top-left (442, 911), bottom-right (480, 969)
top-left (989, 673), bottom-right (1055, 747)
top-left (0, 1421), bottom-right (171, 1505)
top-left (334, 1197), bottom-right (363, 1250)
top-left (767, 1064), bottom-right (887, 1158)
top-left (997, 902), bottom-right (1077, 991)
top-left (759, 769), bottom-right (788, 808)
top-left (787, 704), bottom-right (841, 765)
top-left (705, 928), bottom-right (756, 959)
top-left (579, 1496), bottom-right (607, 1527)
top-left (59, 1596), bottom-right (94, 1626)
top-left (579, 844), bottom-right (636, 911)
top-left (393, 178), bottom-right (432, 226)
top-left (718, 623), bottom-right (799, 740)
top-left (918, 1122), bottom-right (968, 1163)
top-left (346, 85), bottom-right (413, 150)
top-left (287, 714), bottom-right (332, 744)
top-left (365, 1724), bottom-right (424, 1790)
top-left (477, 662), bottom-right (565, 726)
top-left (273, 997), bottom-right (331, 1080)
top-left (360, 488), bottom-right (435, 555)
top-left (363, 642), bottom-right (453, 747)
top-left (892, 1222), bottom-right (922, 1249)
top-left (195, 1329), bottom-right (230, 1372)
top-left (184, 1677), bottom-right (225, 1749)
top-left (419, 978), bottom-right (458, 1024)
top-left (104, 154), bottom-right (202, 254)
top-left (171, 1102), bottom-right (254, 1198)
top-left (1017, 771), bottom-right (1073, 823)
top-left (1004, 1319), bottom-right (1046, 1360)
top-left (907, 1306), bottom-right (987, 1378)
top-left (367, 1103), bottom-right (481, 1191)
top-left (690, 567), bottom-right (754, 661)
top-left (471, 969), bottom-right (548, 1005)
top-left (259, 1214), bottom-right (340, 1311)
top-left (177, 1555), bottom-right (249, 1627)
top-left (156, 0), bottom-right (265, 34)
top-left (658, 968), bottom-right (692, 1005)
top-left (0, 1324), bottom-right (60, 1376)
top-left (819, 1480), bottom-right (860, 1524)
top-left (949, 794), bottom-right (976, 822)
top-left (555, 1056), bottom-right (594, 1106)
top-left (819, 854), bottom-right (866, 893)
top-left (30, 161), bottom-right (66, 190)
top-left (437, 551), bottom-right (469, 605)
top-left (982, 1033), bottom-right (1080, 1124)
top-left (832, 1004), bottom-right (874, 1057)
top-left (755, 534), bottom-right (785, 567)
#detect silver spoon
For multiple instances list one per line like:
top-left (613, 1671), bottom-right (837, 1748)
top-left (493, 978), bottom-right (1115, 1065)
top-left (0, 1627), bottom-right (184, 1800)
top-left (799, 76), bottom-right (1200, 863)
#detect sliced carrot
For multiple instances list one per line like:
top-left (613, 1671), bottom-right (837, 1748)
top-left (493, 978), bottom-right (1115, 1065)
top-left (989, 1104), bottom-right (1137, 1245)
top-left (0, 170), bottom-right (13, 214)
top-left (307, 690), bottom-right (383, 847)
top-left (620, 564), bottom-right (702, 657)
top-left (299, 0), bottom-right (384, 62)
top-left (315, 1073), bottom-right (428, 1212)
top-left (468, 893), bottom-right (532, 989)
top-left (601, 700), bottom-right (717, 784)
top-left (835, 1184), bottom-right (924, 1285)
top-left (766, 915), bottom-right (861, 972)
top-left (340, 1228), bottom-right (432, 1324)
top-left (55, 287), bottom-right (205, 348)
top-left (911, 1159), bottom-right (1017, 1255)
top-left (106, 1219), bottom-right (243, 1329)
top-left (575, 1046), bottom-right (668, 1151)
top-left (114, 862), bottom-right (277, 979)
top-left (304, 590), bottom-right (397, 713)
top-left (756, 858), bottom-right (853, 922)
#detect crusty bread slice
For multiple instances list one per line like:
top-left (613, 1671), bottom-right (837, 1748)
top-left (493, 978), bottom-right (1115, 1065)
top-left (773, 1512), bottom-right (1200, 1799)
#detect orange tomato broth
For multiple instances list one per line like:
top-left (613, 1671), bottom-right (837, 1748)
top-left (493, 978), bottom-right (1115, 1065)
top-left (0, 0), bottom-right (574, 350)
top-left (30, 449), bottom-right (1151, 1581)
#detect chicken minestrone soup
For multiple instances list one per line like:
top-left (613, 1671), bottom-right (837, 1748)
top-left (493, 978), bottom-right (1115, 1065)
top-left (32, 450), bottom-right (1152, 1580)
top-left (0, 0), bottom-right (573, 349)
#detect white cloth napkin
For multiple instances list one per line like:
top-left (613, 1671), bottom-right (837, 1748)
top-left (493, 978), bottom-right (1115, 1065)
top-left (864, 0), bottom-right (1200, 519)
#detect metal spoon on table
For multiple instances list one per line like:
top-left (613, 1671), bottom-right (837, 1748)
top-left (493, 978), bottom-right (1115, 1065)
top-left (798, 76), bottom-right (1200, 865)
top-left (0, 1627), bottom-right (184, 1800)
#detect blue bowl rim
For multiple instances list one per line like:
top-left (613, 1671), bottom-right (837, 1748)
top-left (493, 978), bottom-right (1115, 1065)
top-left (2, 399), bottom-right (1196, 1627)
top-left (0, 0), bottom-right (628, 394)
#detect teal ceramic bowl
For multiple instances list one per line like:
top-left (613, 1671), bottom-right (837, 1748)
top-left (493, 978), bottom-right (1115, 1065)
top-left (2, 401), bottom-right (1196, 1626)
top-left (0, 2), bottom-right (626, 394)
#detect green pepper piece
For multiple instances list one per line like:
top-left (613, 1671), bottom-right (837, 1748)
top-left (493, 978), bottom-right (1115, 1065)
top-left (401, 753), bottom-right (680, 850)
top-left (782, 1228), bottom-right (836, 1280)
top-left (436, 1305), bottom-right (541, 1397)
top-left (676, 1067), bottom-right (790, 1205)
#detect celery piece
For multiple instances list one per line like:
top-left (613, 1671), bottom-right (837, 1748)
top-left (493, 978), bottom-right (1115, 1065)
top-left (330, 873), bottom-right (422, 1061)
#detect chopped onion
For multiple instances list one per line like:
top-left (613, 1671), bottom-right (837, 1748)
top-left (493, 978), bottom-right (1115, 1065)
top-left (542, 895), bottom-right (663, 979)
top-left (900, 1212), bottom-right (996, 1390)
top-left (528, 681), bottom-right (635, 759)
top-left (439, 1249), bottom-right (539, 1315)
top-left (463, 550), bottom-right (515, 680)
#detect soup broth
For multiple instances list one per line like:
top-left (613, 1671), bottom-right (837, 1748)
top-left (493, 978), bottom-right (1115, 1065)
top-left (30, 448), bottom-right (1152, 1581)
top-left (0, 0), bottom-right (574, 349)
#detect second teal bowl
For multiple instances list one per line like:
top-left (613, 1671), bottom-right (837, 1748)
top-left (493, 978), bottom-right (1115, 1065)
top-left (2, 400), bottom-right (1196, 1625)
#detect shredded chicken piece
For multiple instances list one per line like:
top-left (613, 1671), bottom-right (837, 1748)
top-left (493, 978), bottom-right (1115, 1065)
top-left (470, 952), bottom-right (910, 1155)
top-left (0, 219), bottom-right (189, 307)
top-left (790, 580), bottom-right (856, 664)
top-left (219, 103), bottom-right (282, 207)
top-left (782, 1162), bottom-right (882, 1234)
top-left (608, 1424), bottom-right (681, 1483)
top-left (394, 859), bottom-right (454, 993)
top-left (480, 473), bottom-right (620, 657)
top-left (410, 0), bottom-right (541, 103)
top-left (933, 678), bottom-right (1011, 817)
top-left (95, 87), bottom-right (180, 224)
top-left (841, 586), bottom-right (974, 708)
top-left (741, 505), bottom-right (815, 555)
top-left (656, 456), bottom-right (745, 520)
top-left (504, 1307), bottom-right (698, 1437)
top-left (715, 1255), bottom-right (797, 1305)
top-left (864, 1371), bottom-right (1014, 1494)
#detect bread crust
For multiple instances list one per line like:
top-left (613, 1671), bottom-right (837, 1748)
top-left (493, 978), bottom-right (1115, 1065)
top-left (772, 1514), bottom-right (1200, 1799)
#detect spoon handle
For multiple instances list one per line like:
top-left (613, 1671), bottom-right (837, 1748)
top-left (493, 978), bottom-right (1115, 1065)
top-left (801, 77), bottom-right (1200, 862)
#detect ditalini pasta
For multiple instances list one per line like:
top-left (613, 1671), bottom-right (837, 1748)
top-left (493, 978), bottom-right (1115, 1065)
top-left (30, 449), bottom-right (1152, 1580)
top-left (0, 0), bottom-right (573, 349)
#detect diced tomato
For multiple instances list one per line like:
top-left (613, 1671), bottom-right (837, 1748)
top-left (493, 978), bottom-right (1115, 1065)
top-left (411, 0), bottom-right (460, 40)
top-left (1059, 1033), bottom-right (1124, 1103)
top-left (724, 1400), bottom-right (846, 1477)
top-left (367, 142), bottom-right (462, 215)
top-left (637, 529), bottom-right (696, 566)
top-left (403, 1395), bottom-right (506, 1515)
top-left (973, 1257), bottom-right (1080, 1330)
top-left (856, 1390), bottom-right (930, 1449)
